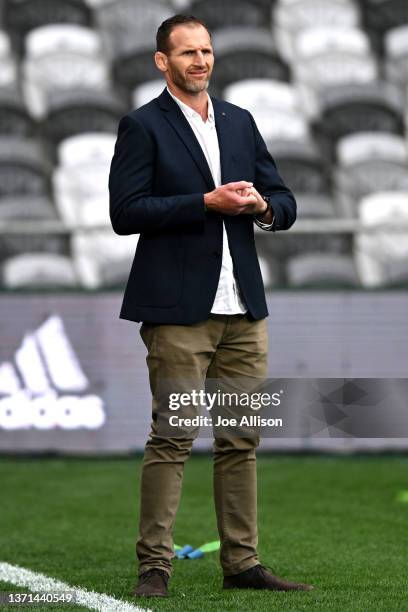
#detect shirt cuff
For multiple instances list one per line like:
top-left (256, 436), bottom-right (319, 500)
top-left (254, 215), bottom-right (275, 230)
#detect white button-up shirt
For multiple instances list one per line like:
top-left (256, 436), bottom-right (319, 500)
top-left (167, 87), bottom-right (247, 314)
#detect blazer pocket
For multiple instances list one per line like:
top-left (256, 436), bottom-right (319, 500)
top-left (129, 234), bottom-right (184, 308)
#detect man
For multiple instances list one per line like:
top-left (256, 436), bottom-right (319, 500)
top-left (109, 14), bottom-right (313, 598)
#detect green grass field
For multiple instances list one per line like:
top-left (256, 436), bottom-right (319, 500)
top-left (1, 455), bottom-right (407, 612)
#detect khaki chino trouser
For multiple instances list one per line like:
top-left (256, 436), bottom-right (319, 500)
top-left (137, 313), bottom-right (268, 577)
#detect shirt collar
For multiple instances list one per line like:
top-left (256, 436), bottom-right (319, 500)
top-left (166, 86), bottom-right (214, 124)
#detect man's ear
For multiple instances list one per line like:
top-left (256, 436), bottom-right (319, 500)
top-left (155, 51), bottom-right (168, 73)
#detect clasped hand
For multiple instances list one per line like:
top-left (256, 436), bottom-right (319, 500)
top-left (204, 181), bottom-right (267, 216)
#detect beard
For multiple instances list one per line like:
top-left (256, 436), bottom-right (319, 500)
top-left (169, 64), bottom-right (211, 94)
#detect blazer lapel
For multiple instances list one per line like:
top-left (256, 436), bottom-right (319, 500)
top-left (157, 89), bottom-right (215, 190)
top-left (212, 98), bottom-right (234, 185)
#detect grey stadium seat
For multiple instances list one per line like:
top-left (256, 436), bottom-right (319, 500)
top-left (0, 233), bottom-right (70, 267)
top-left (4, 0), bottom-right (91, 51)
top-left (294, 193), bottom-right (337, 219)
top-left (0, 137), bottom-right (51, 197)
top-left (315, 81), bottom-right (405, 157)
top-left (0, 195), bottom-right (57, 220)
top-left (362, 0), bottom-right (408, 54)
top-left (190, 0), bottom-right (264, 30)
top-left (256, 230), bottom-right (352, 281)
top-left (264, 139), bottom-right (329, 194)
top-left (2, 253), bottom-right (78, 289)
top-left (0, 87), bottom-right (34, 137)
top-left (95, 0), bottom-right (172, 88)
top-left (41, 89), bottom-right (127, 143)
top-left (334, 132), bottom-right (408, 217)
top-left (287, 253), bottom-right (360, 288)
top-left (211, 28), bottom-right (289, 89)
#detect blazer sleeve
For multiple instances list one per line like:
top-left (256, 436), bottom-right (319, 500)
top-left (109, 114), bottom-right (206, 235)
top-left (248, 111), bottom-right (297, 232)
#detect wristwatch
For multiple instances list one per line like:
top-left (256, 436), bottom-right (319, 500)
top-left (256, 195), bottom-right (272, 219)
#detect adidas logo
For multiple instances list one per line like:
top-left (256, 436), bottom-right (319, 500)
top-left (0, 315), bottom-right (105, 430)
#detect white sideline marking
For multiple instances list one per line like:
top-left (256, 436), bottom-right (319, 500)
top-left (0, 562), bottom-right (151, 612)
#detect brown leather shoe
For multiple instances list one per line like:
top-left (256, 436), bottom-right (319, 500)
top-left (133, 568), bottom-right (169, 597)
top-left (223, 564), bottom-right (313, 592)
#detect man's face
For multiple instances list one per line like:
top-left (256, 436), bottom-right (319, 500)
top-left (159, 24), bottom-right (214, 94)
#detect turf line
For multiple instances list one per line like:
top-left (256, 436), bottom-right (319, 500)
top-left (0, 562), bottom-right (151, 612)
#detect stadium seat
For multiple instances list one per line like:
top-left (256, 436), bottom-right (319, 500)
top-left (287, 252), bottom-right (360, 287)
top-left (0, 87), bottom-right (34, 137)
top-left (0, 232), bottom-right (70, 265)
top-left (190, 0), bottom-right (264, 30)
top-left (264, 138), bottom-right (329, 194)
top-left (223, 78), bottom-right (308, 141)
top-left (0, 137), bottom-right (51, 197)
top-left (22, 24), bottom-right (110, 119)
top-left (57, 132), bottom-right (115, 168)
top-left (211, 27), bottom-right (289, 89)
top-left (334, 132), bottom-right (408, 217)
top-left (2, 252), bottom-right (78, 288)
top-left (273, 0), bottom-right (361, 62)
top-left (315, 81), bottom-right (405, 157)
top-left (354, 191), bottom-right (408, 287)
top-left (71, 230), bottom-right (137, 288)
top-left (53, 133), bottom-right (116, 227)
top-left (0, 30), bottom-right (17, 88)
top-left (41, 89), bottom-right (127, 143)
top-left (95, 0), bottom-right (172, 88)
top-left (293, 27), bottom-right (377, 118)
top-left (385, 25), bottom-right (408, 87)
top-left (0, 195), bottom-right (57, 220)
top-left (258, 255), bottom-right (281, 289)
top-left (4, 0), bottom-right (92, 53)
top-left (294, 193), bottom-right (337, 218)
top-left (132, 80), bottom-right (165, 109)
top-left (362, 0), bottom-right (408, 53)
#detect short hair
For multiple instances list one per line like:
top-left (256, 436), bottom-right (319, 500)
top-left (156, 14), bottom-right (211, 54)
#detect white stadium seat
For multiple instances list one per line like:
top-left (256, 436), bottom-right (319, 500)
top-left (0, 30), bottom-right (17, 87)
top-left (273, 0), bottom-right (361, 62)
top-left (354, 192), bottom-right (408, 287)
top-left (223, 78), bottom-right (308, 141)
top-left (385, 25), bottom-right (408, 86)
top-left (132, 80), bottom-right (166, 109)
top-left (335, 133), bottom-right (408, 216)
top-left (53, 132), bottom-right (116, 227)
top-left (22, 24), bottom-right (110, 118)
top-left (293, 28), bottom-right (377, 118)
top-left (57, 132), bottom-right (116, 168)
top-left (72, 230), bottom-right (137, 289)
top-left (287, 252), bottom-right (359, 287)
top-left (2, 253), bottom-right (78, 288)
top-left (294, 28), bottom-right (377, 87)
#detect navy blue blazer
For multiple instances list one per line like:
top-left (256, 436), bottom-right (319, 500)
top-left (109, 88), bottom-right (296, 325)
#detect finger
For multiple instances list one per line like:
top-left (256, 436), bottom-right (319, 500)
top-left (236, 188), bottom-right (254, 198)
top-left (228, 181), bottom-right (253, 190)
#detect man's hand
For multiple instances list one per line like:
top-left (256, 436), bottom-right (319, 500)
top-left (237, 186), bottom-right (274, 224)
top-left (204, 181), bottom-right (258, 215)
